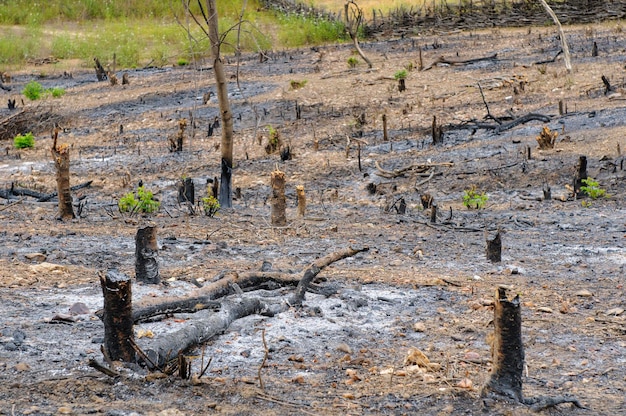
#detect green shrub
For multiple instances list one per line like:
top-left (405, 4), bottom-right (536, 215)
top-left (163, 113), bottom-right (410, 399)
top-left (13, 132), bottom-right (35, 149)
top-left (22, 81), bottom-right (44, 100)
top-left (290, 80), bottom-right (307, 90)
top-left (177, 57), bottom-right (189, 66)
top-left (201, 196), bottom-right (220, 217)
top-left (49, 87), bottom-right (65, 98)
top-left (463, 187), bottom-right (488, 209)
top-left (580, 177), bottom-right (608, 199)
top-left (394, 69), bottom-right (407, 80)
top-left (118, 186), bottom-right (160, 214)
top-left (347, 56), bottom-right (359, 68)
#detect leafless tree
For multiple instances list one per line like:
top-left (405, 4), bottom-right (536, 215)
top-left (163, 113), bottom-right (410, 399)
top-left (344, 1), bottom-right (373, 69)
top-left (181, 0), bottom-right (235, 208)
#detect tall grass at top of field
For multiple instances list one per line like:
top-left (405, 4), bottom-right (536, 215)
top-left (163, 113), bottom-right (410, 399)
top-left (0, 0), bottom-right (349, 69)
top-left (302, 0), bottom-right (425, 19)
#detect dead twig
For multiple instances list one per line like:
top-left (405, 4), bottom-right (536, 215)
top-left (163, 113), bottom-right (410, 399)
top-left (0, 198), bottom-right (23, 212)
top-left (258, 328), bottom-right (268, 390)
top-left (88, 358), bottom-right (120, 378)
top-left (376, 161), bottom-right (453, 178)
top-left (423, 53), bottom-right (497, 71)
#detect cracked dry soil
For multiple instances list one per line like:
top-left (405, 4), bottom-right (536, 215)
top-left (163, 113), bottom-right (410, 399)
top-left (0, 23), bottom-right (625, 415)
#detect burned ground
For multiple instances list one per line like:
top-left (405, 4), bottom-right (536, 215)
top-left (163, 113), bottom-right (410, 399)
top-left (0, 24), bottom-right (625, 415)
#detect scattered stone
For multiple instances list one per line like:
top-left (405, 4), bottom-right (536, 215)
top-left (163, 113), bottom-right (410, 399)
top-left (29, 262), bottom-right (68, 274)
top-left (337, 343), bottom-right (352, 354)
top-left (536, 306), bottom-right (554, 313)
top-left (69, 302), bottom-right (90, 315)
top-left (605, 308), bottom-right (624, 316)
top-left (14, 362), bottom-right (30, 372)
top-left (50, 313), bottom-right (76, 323)
top-left (24, 252), bottom-right (46, 262)
top-left (575, 290), bottom-right (593, 297)
top-left (412, 322), bottom-right (426, 332)
top-left (57, 407), bottom-right (72, 415)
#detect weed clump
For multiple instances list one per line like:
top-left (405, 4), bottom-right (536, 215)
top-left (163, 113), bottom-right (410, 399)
top-left (22, 81), bottom-right (44, 100)
top-left (13, 132), bottom-right (35, 149)
top-left (580, 177), bottom-right (608, 200)
top-left (201, 196), bottom-right (220, 217)
top-left (463, 186), bottom-right (488, 209)
top-left (22, 81), bottom-right (66, 100)
top-left (118, 186), bottom-right (160, 214)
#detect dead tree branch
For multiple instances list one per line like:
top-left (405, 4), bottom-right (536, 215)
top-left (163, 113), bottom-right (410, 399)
top-left (423, 53), bottom-right (497, 71)
top-left (344, 1), bottom-right (373, 68)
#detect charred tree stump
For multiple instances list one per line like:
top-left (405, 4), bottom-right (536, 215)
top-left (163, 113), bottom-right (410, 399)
top-left (601, 75), bottom-right (614, 95)
top-left (420, 193), bottom-right (433, 209)
top-left (543, 183), bottom-right (551, 201)
top-left (51, 127), bottom-right (75, 220)
top-left (135, 226), bottom-right (160, 284)
top-left (270, 169), bottom-right (287, 226)
top-left (432, 115), bottom-right (443, 145)
top-left (482, 287), bottom-right (524, 402)
top-left (573, 155), bottom-right (588, 196)
top-left (169, 119), bottom-right (186, 152)
top-left (382, 114), bottom-right (388, 141)
top-left (486, 230), bottom-right (502, 263)
top-left (398, 78), bottom-right (406, 92)
top-left (178, 177), bottom-right (195, 205)
top-left (122, 73), bottom-right (129, 85)
top-left (100, 269), bottom-right (135, 362)
top-left (94, 57), bottom-right (107, 81)
top-left (296, 185), bottom-right (306, 217)
top-left (430, 203), bottom-right (437, 223)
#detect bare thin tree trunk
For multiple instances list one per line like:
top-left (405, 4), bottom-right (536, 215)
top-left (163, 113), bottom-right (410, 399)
top-left (207, 0), bottom-right (234, 209)
top-left (538, 0), bottom-right (572, 73)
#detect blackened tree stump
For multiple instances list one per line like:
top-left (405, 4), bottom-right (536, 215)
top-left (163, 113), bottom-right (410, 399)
top-left (270, 169), bottom-right (286, 226)
top-left (296, 185), bottom-right (306, 217)
top-left (573, 155), bottom-right (588, 196)
top-left (100, 269), bottom-right (135, 362)
top-left (486, 230), bottom-right (502, 263)
top-left (135, 226), bottom-right (160, 284)
top-left (51, 127), bottom-right (75, 220)
top-left (178, 177), bottom-right (195, 205)
top-left (482, 287), bottom-right (524, 401)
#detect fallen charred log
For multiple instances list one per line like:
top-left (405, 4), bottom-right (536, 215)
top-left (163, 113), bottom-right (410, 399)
top-left (0, 181), bottom-right (93, 201)
top-left (110, 246), bottom-right (368, 368)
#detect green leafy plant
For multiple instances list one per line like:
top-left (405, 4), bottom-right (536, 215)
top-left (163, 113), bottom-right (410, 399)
top-left (290, 79), bottom-right (307, 90)
top-left (463, 186), bottom-right (488, 209)
top-left (118, 185), bottom-right (160, 214)
top-left (177, 57), bottom-right (189, 66)
top-left (49, 87), bottom-right (65, 98)
top-left (13, 132), bottom-right (35, 149)
top-left (580, 177), bottom-right (608, 199)
top-left (201, 196), bottom-right (220, 217)
top-left (394, 69), bottom-right (407, 80)
top-left (347, 56), bottom-right (359, 68)
top-left (22, 81), bottom-right (44, 100)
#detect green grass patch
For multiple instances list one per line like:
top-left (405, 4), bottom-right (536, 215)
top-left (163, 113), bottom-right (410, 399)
top-left (22, 81), bottom-right (66, 100)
